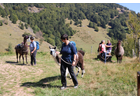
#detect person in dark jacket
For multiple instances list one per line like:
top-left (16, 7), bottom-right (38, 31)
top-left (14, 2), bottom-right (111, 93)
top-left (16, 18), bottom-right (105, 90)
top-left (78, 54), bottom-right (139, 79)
top-left (56, 34), bottom-right (78, 90)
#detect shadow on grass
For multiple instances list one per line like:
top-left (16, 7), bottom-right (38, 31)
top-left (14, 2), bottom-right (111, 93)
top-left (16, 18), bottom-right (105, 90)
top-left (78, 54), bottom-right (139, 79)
top-left (5, 61), bottom-right (29, 66)
top-left (20, 75), bottom-right (61, 88)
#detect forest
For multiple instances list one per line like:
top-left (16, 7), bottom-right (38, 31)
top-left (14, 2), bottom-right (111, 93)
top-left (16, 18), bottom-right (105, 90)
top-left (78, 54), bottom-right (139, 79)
top-left (0, 3), bottom-right (136, 49)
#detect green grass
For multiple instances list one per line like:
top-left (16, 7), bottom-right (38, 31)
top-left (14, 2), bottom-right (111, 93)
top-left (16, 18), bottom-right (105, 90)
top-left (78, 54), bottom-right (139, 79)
top-left (66, 19), bottom-right (111, 53)
top-left (0, 52), bottom-right (139, 96)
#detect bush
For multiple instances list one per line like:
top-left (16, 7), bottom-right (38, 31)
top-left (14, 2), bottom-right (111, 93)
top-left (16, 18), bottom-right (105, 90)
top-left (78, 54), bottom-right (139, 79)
top-left (70, 20), bottom-right (72, 24)
top-left (0, 20), bottom-right (3, 26)
top-left (95, 27), bottom-right (99, 32)
top-left (22, 32), bottom-right (31, 36)
top-left (8, 43), bottom-right (13, 53)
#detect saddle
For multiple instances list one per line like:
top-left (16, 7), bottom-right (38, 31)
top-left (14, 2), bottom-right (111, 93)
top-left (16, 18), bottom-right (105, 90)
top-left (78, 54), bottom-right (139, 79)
top-left (17, 43), bottom-right (24, 49)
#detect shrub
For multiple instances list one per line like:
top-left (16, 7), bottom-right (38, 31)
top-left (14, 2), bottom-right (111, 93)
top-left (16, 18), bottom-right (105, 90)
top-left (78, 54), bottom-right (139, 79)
top-left (0, 20), bottom-right (3, 26)
top-left (8, 43), bottom-right (13, 53)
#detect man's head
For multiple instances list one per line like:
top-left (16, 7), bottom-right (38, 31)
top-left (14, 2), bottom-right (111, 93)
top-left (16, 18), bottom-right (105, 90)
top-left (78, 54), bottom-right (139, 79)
top-left (61, 34), bottom-right (68, 40)
top-left (107, 40), bottom-right (110, 43)
top-left (30, 36), bottom-right (34, 42)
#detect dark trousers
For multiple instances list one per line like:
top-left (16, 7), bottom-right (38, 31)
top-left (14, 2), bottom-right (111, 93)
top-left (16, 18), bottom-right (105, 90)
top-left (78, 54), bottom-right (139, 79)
top-left (60, 60), bottom-right (78, 87)
top-left (30, 50), bottom-right (37, 65)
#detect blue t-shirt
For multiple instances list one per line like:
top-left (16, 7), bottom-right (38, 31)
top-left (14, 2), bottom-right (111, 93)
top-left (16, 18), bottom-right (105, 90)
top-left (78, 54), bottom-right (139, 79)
top-left (30, 41), bottom-right (36, 52)
top-left (60, 42), bottom-right (76, 63)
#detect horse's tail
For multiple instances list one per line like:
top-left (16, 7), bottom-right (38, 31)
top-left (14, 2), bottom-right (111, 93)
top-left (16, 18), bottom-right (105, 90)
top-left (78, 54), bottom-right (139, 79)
top-left (78, 50), bottom-right (85, 56)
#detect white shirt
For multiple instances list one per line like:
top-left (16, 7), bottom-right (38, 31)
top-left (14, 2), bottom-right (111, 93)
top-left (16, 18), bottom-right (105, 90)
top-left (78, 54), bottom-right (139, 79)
top-left (101, 44), bottom-right (106, 52)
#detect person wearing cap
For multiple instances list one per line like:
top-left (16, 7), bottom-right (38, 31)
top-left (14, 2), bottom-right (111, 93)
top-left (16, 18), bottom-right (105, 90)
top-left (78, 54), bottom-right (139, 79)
top-left (30, 36), bottom-right (37, 66)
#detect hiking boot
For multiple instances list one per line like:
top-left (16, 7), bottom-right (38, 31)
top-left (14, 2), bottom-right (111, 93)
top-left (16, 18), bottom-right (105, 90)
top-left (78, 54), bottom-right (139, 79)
top-left (60, 86), bottom-right (66, 90)
top-left (74, 85), bottom-right (78, 89)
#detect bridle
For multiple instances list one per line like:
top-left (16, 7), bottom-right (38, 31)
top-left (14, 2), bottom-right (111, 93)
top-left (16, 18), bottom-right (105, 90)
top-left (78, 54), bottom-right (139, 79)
top-left (50, 48), bottom-right (72, 65)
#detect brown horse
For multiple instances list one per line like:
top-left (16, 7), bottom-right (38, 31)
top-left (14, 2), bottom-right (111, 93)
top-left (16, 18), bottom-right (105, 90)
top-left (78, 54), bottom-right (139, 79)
top-left (15, 35), bottom-right (29, 64)
top-left (49, 46), bottom-right (85, 78)
top-left (114, 40), bottom-right (124, 63)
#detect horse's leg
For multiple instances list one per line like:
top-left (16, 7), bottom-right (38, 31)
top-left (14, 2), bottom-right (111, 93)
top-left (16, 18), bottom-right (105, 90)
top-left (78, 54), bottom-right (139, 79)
top-left (81, 64), bottom-right (85, 78)
top-left (116, 56), bottom-right (118, 63)
top-left (65, 67), bottom-right (71, 78)
top-left (19, 54), bottom-right (21, 63)
top-left (76, 66), bottom-right (80, 76)
top-left (16, 50), bottom-right (18, 63)
top-left (78, 61), bottom-right (85, 78)
top-left (25, 54), bottom-right (28, 64)
top-left (120, 56), bottom-right (122, 63)
top-left (22, 55), bottom-right (24, 65)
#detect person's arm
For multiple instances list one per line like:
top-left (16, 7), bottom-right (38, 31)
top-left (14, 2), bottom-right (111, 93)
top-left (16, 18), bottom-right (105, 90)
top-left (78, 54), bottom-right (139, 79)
top-left (105, 44), bottom-right (113, 47)
top-left (31, 47), bottom-right (36, 53)
top-left (70, 44), bottom-right (76, 66)
top-left (56, 44), bottom-right (64, 55)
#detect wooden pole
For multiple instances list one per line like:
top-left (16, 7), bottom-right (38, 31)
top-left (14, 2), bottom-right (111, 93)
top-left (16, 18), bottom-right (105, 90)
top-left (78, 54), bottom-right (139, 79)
top-left (137, 71), bottom-right (140, 96)
top-left (139, 38), bottom-right (140, 62)
top-left (91, 46), bottom-right (92, 54)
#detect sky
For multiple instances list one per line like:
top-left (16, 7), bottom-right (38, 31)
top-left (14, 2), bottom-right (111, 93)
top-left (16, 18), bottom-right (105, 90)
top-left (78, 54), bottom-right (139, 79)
top-left (118, 3), bottom-right (140, 14)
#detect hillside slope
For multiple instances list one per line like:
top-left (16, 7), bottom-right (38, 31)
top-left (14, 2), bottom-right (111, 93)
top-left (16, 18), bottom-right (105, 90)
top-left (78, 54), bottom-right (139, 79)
top-left (0, 16), bottom-right (50, 53)
top-left (66, 19), bottom-right (110, 53)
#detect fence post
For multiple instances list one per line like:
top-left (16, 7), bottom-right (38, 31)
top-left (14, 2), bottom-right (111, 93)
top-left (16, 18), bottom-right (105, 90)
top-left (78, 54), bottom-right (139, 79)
top-left (91, 46), bottom-right (92, 54)
top-left (138, 38), bottom-right (140, 62)
top-left (137, 71), bottom-right (140, 96)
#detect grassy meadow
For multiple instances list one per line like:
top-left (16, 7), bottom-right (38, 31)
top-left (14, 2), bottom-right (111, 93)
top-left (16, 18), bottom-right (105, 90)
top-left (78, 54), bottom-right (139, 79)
top-left (65, 19), bottom-right (111, 53)
top-left (0, 17), bottom-right (139, 96)
top-left (0, 52), bottom-right (139, 96)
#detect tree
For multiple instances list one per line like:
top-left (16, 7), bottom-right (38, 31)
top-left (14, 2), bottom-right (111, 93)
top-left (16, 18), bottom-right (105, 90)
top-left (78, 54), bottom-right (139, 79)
top-left (70, 20), bottom-right (72, 24)
top-left (10, 14), bottom-right (18, 24)
top-left (95, 26), bottom-right (99, 32)
top-left (20, 23), bottom-right (24, 30)
top-left (25, 23), bottom-right (28, 29)
top-left (123, 34), bottom-right (136, 57)
top-left (0, 20), bottom-right (3, 26)
top-left (126, 12), bottom-right (140, 54)
top-left (88, 21), bottom-right (93, 28)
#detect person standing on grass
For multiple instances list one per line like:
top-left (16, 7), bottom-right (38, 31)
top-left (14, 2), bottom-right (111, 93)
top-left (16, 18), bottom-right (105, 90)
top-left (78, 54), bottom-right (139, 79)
top-left (56, 34), bottom-right (78, 90)
top-left (30, 36), bottom-right (37, 66)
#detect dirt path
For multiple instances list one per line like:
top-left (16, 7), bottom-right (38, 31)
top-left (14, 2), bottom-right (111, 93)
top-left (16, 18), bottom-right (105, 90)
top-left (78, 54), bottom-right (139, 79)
top-left (0, 55), bottom-right (44, 96)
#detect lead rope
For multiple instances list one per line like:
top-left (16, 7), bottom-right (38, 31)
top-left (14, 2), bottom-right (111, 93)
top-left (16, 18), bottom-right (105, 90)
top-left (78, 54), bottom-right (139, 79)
top-left (60, 57), bottom-right (72, 65)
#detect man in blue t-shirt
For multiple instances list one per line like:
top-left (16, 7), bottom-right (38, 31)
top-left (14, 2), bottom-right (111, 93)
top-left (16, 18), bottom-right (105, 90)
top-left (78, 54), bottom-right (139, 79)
top-left (56, 34), bottom-right (78, 90)
top-left (30, 36), bottom-right (37, 66)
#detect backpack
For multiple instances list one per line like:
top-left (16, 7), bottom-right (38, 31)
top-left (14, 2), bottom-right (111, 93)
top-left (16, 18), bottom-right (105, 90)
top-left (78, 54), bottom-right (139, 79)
top-left (97, 43), bottom-right (102, 52)
top-left (36, 41), bottom-right (39, 50)
top-left (69, 41), bottom-right (77, 53)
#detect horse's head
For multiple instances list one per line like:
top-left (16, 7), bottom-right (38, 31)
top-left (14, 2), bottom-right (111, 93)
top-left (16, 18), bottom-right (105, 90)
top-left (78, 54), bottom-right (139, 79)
top-left (49, 46), bottom-right (57, 57)
top-left (22, 34), bottom-right (31, 40)
top-left (117, 40), bottom-right (121, 46)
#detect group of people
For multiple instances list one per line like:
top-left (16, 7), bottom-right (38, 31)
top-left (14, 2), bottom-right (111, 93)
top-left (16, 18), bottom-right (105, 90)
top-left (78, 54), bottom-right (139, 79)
top-left (28, 35), bottom-right (113, 90)
top-left (28, 34), bottom-right (78, 90)
top-left (98, 40), bottom-right (113, 63)
top-left (98, 40), bottom-right (113, 55)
